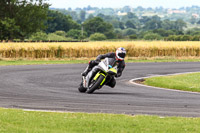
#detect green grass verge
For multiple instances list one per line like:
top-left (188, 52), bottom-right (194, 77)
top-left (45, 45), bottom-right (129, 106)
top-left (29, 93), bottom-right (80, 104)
top-left (126, 58), bottom-right (200, 63)
top-left (1, 58), bottom-right (200, 66)
top-left (0, 108), bottom-right (200, 133)
top-left (144, 72), bottom-right (200, 92)
top-left (0, 60), bottom-right (88, 66)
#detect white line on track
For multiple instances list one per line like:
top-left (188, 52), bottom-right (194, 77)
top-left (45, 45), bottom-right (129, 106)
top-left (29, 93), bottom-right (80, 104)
top-left (129, 71), bottom-right (200, 95)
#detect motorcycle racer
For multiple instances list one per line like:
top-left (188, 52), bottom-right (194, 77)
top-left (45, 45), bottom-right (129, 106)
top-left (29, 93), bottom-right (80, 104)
top-left (81, 47), bottom-right (126, 88)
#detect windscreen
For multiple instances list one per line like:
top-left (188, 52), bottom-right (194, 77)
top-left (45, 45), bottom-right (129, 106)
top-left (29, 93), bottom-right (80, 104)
top-left (107, 58), bottom-right (117, 67)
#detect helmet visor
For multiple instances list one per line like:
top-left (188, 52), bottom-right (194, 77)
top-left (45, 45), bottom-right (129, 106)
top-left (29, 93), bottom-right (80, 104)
top-left (118, 53), bottom-right (126, 58)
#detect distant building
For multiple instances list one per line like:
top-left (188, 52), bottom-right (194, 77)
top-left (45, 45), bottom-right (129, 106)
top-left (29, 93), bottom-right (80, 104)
top-left (117, 11), bottom-right (127, 16)
top-left (168, 9), bottom-right (186, 14)
top-left (192, 13), bottom-right (199, 18)
top-left (141, 12), bottom-right (157, 17)
top-left (86, 10), bottom-right (95, 14)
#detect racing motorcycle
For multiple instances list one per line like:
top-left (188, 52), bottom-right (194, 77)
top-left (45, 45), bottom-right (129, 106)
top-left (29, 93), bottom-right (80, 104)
top-left (78, 58), bottom-right (118, 94)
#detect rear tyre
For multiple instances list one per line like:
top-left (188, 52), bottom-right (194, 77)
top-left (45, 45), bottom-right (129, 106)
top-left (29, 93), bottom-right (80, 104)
top-left (86, 75), bottom-right (105, 94)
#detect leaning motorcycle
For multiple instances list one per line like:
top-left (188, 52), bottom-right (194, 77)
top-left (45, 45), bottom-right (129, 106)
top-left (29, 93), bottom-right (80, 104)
top-left (78, 58), bottom-right (118, 94)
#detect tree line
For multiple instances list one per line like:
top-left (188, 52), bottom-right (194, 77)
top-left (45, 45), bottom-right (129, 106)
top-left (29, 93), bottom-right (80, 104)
top-left (1, 0), bottom-right (200, 42)
top-left (0, 0), bottom-right (49, 41)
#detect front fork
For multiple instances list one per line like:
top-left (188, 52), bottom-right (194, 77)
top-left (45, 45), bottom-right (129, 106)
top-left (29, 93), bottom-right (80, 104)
top-left (82, 76), bottom-right (87, 88)
top-left (93, 72), bottom-right (107, 85)
top-left (82, 71), bottom-right (108, 89)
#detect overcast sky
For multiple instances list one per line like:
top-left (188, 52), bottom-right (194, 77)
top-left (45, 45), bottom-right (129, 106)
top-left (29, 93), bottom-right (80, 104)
top-left (48, 0), bottom-right (200, 9)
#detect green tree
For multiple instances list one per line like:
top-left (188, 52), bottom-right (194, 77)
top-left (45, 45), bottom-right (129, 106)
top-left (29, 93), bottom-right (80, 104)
top-left (175, 35), bottom-right (182, 41)
top-left (125, 20), bottom-right (136, 29)
top-left (153, 29), bottom-right (175, 37)
top-left (144, 16), bottom-right (162, 30)
top-left (87, 14), bottom-right (94, 20)
top-left (119, 22), bottom-right (125, 29)
top-left (110, 20), bottom-right (120, 28)
top-left (185, 28), bottom-right (200, 36)
top-left (104, 30), bottom-right (116, 39)
top-left (192, 35), bottom-right (200, 41)
top-left (97, 13), bottom-right (105, 18)
top-left (89, 33), bottom-right (107, 41)
top-left (83, 17), bottom-right (115, 38)
top-left (54, 31), bottom-right (67, 37)
top-left (144, 33), bottom-right (162, 40)
top-left (122, 28), bottom-right (137, 36)
top-left (165, 35), bottom-right (176, 41)
top-left (129, 34), bottom-right (137, 39)
top-left (80, 10), bottom-right (86, 22)
top-left (127, 12), bottom-right (138, 19)
top-left (67, 29), bottom-right (87, 39)
top-left (29, 31), bottom-right (48, 41)
top-left (140, 16), bottom-right (151, 24)
top-left (0, 0), bottom-right (49, 40)
top-left (0, 18), bottom-right (20, 40)
top-left (181, 35), bottom-right (192, 41)
top-left (197, 20), bottom-right (200, 25)
top-left (161, 19), bottom-right (174, 30)
top-left (121, 12), bottom-right (139, 27)
top-left (47, 33), bottom-right (71, 41)
top-left (190, 17), bottom-right (197, 24)
top-left (174, 19), bottom-right (187, 31)
top-left (46, 10), bottom-right (80, 33)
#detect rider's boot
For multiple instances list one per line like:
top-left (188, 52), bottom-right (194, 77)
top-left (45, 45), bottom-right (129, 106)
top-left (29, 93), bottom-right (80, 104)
top-left (81, 66), bottom-right (90, 76)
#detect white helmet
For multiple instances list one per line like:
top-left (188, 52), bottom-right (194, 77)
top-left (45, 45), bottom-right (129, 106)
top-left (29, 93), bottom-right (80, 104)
top-left (116, 47), bottom-right (126, 60)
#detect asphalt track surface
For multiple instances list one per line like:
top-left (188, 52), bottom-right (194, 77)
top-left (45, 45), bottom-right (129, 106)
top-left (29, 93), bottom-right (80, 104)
top-left (0, 62), bottom-right (200, 117)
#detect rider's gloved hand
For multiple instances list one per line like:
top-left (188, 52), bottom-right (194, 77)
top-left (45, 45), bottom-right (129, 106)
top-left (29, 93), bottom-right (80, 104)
top-left (95, 59), bottom-right (101, 63)
top-left (90, 60), bottom-right (100, 65)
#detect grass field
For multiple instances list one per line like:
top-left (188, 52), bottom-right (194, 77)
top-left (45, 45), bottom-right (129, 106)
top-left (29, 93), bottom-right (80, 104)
top-left (0, 59), bottom-right (89, 65)
top-left (144, 72), bottom-right (200, 92)
top-left (1, 41), bottom-right (200, 59)
top-left (0, 108), bottom-right (200, 133)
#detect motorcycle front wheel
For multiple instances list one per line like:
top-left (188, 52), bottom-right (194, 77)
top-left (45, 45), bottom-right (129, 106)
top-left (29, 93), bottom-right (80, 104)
top-left (86, 75), bottom-right (105, 94)
top-left (78, 82), bottom-right (87, 93)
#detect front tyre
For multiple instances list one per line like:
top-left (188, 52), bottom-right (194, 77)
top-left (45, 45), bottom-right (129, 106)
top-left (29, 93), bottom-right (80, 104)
top-left (86, 75), bottom-right (105, 94)
top-left (78, 83), bottom-right (87, 93)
